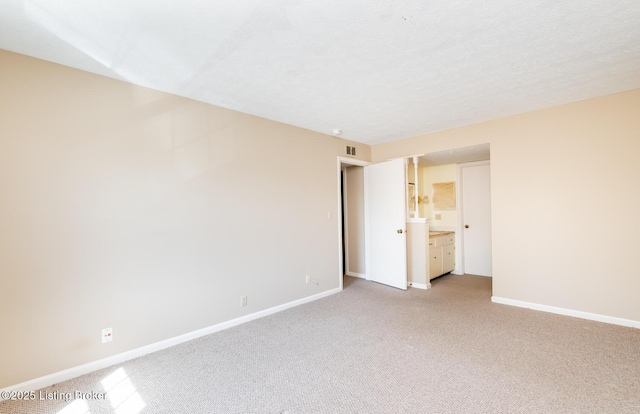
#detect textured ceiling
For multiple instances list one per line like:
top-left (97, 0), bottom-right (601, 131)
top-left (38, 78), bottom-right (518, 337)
top-left (1, 1), bottom-right (639, 145)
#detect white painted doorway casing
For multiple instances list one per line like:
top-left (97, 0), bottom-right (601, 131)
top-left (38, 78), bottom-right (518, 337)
top-left (364, 159), bottom-right (408, 290)
top-left (458, 161), bottom-right (492, 276)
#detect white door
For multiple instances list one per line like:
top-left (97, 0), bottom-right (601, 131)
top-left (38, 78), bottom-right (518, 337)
top-left (364, 159), bottom-right (407, 290)
top-left (461, 162), bottom-right (492, 276)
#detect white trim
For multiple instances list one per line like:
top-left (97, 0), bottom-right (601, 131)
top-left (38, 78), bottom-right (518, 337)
top-left (337, 156), bottom-right (370, 167)
top-left (1, 287), bottom-right (342, 393)
top-left (345, 271), bottom-right (366, 279)
top-left (491, 296), bottom-right (640, 329)
top-left (407, 218), bottom-right (428, 224)
top-left (409, 282), bottom-right (430, 290)
top-left (342, 165), bottom-right (351, 276)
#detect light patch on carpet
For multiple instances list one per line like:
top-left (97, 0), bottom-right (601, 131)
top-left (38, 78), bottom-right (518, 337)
top-left (101, 368), bottom-right (145, 414)
top-left (56, 399), bottom-right (89, 414)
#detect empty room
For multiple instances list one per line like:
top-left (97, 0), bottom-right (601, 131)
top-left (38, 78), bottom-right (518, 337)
top-left (1, 1), bottom-right (640, 413)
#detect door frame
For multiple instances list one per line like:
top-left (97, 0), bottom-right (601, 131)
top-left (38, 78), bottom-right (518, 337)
top-left (456, 160), bottom-right (492, 276)
top-left (337, 156), bottom-right (370, 291)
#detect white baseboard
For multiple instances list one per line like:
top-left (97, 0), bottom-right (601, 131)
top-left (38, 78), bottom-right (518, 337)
top-left (345, 272), bottom-right (366, 279)
top-left (409, 282), bottom-right (430, 290)
top-left (491, 296), bottom-right (640, 329)
top-left (2, 287), bottom-right (342, 393)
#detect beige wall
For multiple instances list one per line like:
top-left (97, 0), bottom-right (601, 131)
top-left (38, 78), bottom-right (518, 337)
top-left (421, 164), bottom-right (457, 227)
top-left (0, 50), bottom-right (370, 388)
top-left (2, 46), bottom-right (639, 389)
top-left (374, 88), bottom-right (640, 322)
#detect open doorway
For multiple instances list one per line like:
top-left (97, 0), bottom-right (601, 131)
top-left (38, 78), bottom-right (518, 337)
top-left (416, 144), bottom-right (492, 285)
top-left (336, 144), bottom-right (491, 293)
top-left (342, 165), bottom-right (366, 279)
top-left (337, 157), bottom-right (369, 291)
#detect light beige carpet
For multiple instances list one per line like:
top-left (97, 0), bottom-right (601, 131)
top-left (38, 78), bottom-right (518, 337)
top-left (2, 274), bottom-right (639, 413)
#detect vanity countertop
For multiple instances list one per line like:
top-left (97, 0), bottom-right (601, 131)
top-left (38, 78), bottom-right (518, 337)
top-left (429, 231), bottom-right (454, 237)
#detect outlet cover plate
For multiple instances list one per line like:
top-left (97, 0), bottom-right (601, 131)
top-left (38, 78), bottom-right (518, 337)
top-left (102, 327), bottom-right (113, 343)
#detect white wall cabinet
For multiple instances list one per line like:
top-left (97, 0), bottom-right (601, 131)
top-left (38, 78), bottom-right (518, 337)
top-left (429, 232), bottom-right (455, 279)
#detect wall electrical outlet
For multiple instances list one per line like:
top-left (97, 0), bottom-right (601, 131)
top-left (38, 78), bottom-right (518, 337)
top-left (102, 327), bottom-right (113, 343)
top-left (240, 296), bottom-right (248, 307)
